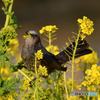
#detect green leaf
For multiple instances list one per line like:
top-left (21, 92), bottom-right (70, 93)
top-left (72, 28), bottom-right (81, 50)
top-left (0, 55), bottom-right (6, 63)
top-left (0, 53), bottom-right (10, 63)
top-left (0, 88), bottom-right (5, 96)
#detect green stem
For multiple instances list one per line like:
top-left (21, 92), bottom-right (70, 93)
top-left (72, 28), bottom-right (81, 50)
top-left (35, 57), bottom-right (39, 100)
top-left (18, 69), bottom-right (31, 81)
top-left (4, 0), bottom-right (14, 27)
top-left (71, 29), bottom-right (81, 92)
top-left (49, 32), bottom-right (52, 53)
top-left (48, 32), bottom-right (57, 98)
top-left (64, 72), bottom-right (68, 100)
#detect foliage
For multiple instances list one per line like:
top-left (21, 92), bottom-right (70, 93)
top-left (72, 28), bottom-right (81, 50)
top-left (0, 1), bottom-right (100, 100)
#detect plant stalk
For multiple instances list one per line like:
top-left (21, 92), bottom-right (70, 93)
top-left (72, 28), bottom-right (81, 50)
top-left (71, 29), bottom-right (81, 92)
top-left (4, 0), bottom-right (14, 27)
top-left (18, 69), bottom-right (31, 81)
top-left (35, 57), bottom-right (39, 100)
top-left (49, 32), bottom-right (52, 53)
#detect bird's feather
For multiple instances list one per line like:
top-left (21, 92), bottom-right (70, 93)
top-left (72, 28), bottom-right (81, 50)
top-left (56, 39), bottom-right (92, 64)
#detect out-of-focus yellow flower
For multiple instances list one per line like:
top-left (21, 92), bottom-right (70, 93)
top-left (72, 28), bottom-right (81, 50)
top-left (0, 64), bottom-right (11, 80)
top-left (77, 16), bottom-right (94, 39)
top-left (82, 64), bottom-right (100, 91)
top-left (45, 87), bottom-right (51, 95)
top-left (1, 93), bottom-right (15, 100)
top-left (77, 51), bottom-right (99, 65)
top-left (22, 79), bottom-right (30, 90)
top-left (49, 79), bottom-right (53, 83)
top-left (12, 92), bottom-right (19, 97)
top-left (23, 35), bottom-right (27, 39)
top-left (85, 69), bottom-right (92, 75)
top-left (38, 78), bottom-right (43, 83)
top-left (46, 45), bottom-right (59, 55)
top-left (39, 25), bottom-right (58, 34)
top-left (38, 65), bottom-right (48, 76)
top-left (82, 81), bottom-right (87, 86)
top-left (35, 50), bottom-right (43, 60)
top-left (7, 39), bottom-right (19, 56)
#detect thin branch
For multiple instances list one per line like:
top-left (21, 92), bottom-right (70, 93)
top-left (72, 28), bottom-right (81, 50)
top-left (43, 38), bottom-right (49, 42)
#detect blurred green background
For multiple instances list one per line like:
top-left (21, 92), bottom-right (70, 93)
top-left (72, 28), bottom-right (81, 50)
top-left (0, 0), bottom-right (100, 63)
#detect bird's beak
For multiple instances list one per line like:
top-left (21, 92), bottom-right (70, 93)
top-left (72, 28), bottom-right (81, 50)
top-left (26, 31), bottom-right (31, 38)
top-left (26, 31), bottom-right (29, 35)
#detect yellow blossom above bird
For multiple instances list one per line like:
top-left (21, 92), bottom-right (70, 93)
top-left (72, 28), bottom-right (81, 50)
top-left (77, 16), bottom-right (94, 39)
top-left (39, 25), bottom-right (58, 34)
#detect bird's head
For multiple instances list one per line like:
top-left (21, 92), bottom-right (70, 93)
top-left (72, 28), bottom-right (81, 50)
top-left (25, 31), bottom-right (41, 46)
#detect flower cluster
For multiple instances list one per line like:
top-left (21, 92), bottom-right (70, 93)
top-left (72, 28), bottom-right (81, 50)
top-left (0, 26), bottom-right (17, 39)
top-left (46, 45), bottom-right (59, 55)
top-left (0, 92), bottom-right (18, 100)
top-left (76, 51), bottom-right (99, 65)
top-left (22, 79), bottom-right (30, 90)
top-left (0, 64), bottom-right (11, 80)
top-left (35, 50), bottom-right (43, 60)
top-left (77, 16), bottom-right (94, 39)
top-left (39, 25), bottom-right (58, 34)
top-left (38, 65), bottom-right (48, 76)
top-left (82, 64), bottom-right (100, 91)
top-left (7, 39), bottom-right (19, 56)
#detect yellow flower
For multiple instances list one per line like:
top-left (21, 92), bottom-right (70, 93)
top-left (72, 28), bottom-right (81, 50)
top-left (38, 65), bottom-right (48, 76)
top-left (23, 35), bottom-right (27, 39)
top-left (7, 39), bottom-right (19, 56)
top-left (80, 22), bottom-right (87, 29)
top-left (80, 51), bottom-right (99, 64)
top-left (23, 79), bottom-right (30, 90)
top-left (45, 25), bottom-right (52, 32)
top-left (39, 29), bottom-right (44, 34)
top-left (82, 64), bottom-right (100, 89)
top-left (35, 50), bottom-right (43, 60)
top-left (85, 69), bottom-right (92, 75)
top-left (77, 19), bottom-right (83, 23)
top-left (38, 78), bottom-right (43, 83)
top-left (2, 93), bottom-right (15, 100)
top-left (12, 92), bottom-right (19, 97)
top-left (82, 81), bottom-right (87, 86)
top-left (0, 65), bottom-right (11, 80)
top-left (49, 79), bottom-right (53, 83)
top-left (46, 45), bottom-right (59, 55)
top-left (77, 16), bottom-right (94, 38)
top-left (91, 85), bottom-right (96, 91)
top-left (39, 25), bottom-right (58, 34)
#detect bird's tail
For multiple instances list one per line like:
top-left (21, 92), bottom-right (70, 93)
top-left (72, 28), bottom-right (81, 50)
top-left (56, 39), bottom-right (92, 64)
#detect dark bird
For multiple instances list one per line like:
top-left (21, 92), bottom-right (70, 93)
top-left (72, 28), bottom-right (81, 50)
top-left (21, 31), bottom-right (92, 77)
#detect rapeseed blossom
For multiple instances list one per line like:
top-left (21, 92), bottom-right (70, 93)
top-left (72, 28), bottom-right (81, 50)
top-left (46, 45), bottom-right (59, 55)
top-left (76, 51), bottom-right (99, 65)
top-left (7, 39), bottom-right (19, 56)
top-left (35, 50), bottom-right (43, 60)
top-left (0, 65), bottom-right (11, 80)
top-left (82, 64), bottom-right (100, 91)
top-left (39, 25), bottom-right (58, 34)
top-left (77, 16), bottom-right (94, 39)
top-left (38, 65), bottom-right (48, 76)
top-left (0, 92), bottom-right (18, 100)
top-left (22, 79), bottom-right (30, 90)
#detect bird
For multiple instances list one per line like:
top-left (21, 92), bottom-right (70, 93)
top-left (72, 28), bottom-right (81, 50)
top-left (21, 30), bottom-right (92, 77)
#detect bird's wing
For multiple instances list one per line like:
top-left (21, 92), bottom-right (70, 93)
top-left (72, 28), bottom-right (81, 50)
top-left (40, 47), bottom-right (66, 71)
top-left (56, 39), bottom-right (92, 64)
